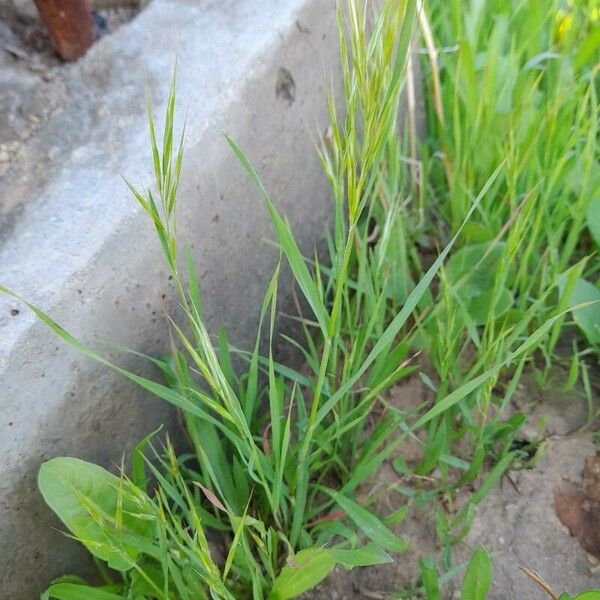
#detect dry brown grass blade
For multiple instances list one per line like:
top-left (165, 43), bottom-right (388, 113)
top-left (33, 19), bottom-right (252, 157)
top-left (519, 565), bottom-right (559, 600)
top-left (406, 50), bottom-right (419, 185)
top-left (416, 0), bottom-right (453, 184)
top-left (416, 0), bottom-right (444, 129)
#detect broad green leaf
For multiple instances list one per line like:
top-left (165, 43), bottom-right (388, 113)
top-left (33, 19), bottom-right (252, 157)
top-left (440, 454), bottom-right (470, 471)
top-left (314, 520), bottom-right (359, 547)
top-left (575, 27), bottom-right (600, 70)
top-left (38, 457), bottom-right (153, 571)
top-left (269, 544), bottom-right (391, 600)
top-left (468, 287), bottom-right (513, 324)
top-left (461, 547), bottom-right (491, 600)
top-left (223, 509), bottom-right (248, 579)
top-left (186, 243), bottom-right (203, 318)
top-left (587, 196), bottom-right (600, 248)
top-left (418, 422), bottom-right (447, 475)
top-left (419, 557), bottom-right (441, 600)
top-left (573, 593), bottom-right (600, 600)
top-left (42, 583), bottom-right (123, 600)
top-left (269, 548), bottom-right (336, 600)
top-left (328, 544), bottom-right (393, 568)
top-left (332, 492), bottom-right (409, 553)
top-left (445, 242), bottom-right (513, 323)
top-left (129, 561), bottom-right (167, 597)
top-left (218, 327), bottom-right (236, 386)
top-left (457, 446), bottom-right (485, 487)
top-left (131, 426), bottom-right (162, 491)
top-left (446, 242), bottom-right (507, 299)
top-left (43, 576), bottom-right (90, 587)
top-left (556, 275), bottom-right (600, 344)
top-left (462, 222), bottom-right (493, 243)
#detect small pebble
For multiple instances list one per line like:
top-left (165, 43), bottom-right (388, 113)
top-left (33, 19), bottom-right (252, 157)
top-left (92, 10), bottom-right (109, 35)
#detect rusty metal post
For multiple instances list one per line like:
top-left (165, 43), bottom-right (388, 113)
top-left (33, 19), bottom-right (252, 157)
top-left (33, 0), bottom-right (94, 61)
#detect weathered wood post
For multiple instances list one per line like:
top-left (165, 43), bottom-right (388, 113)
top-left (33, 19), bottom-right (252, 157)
top-left (33, 0), bottom-right (93, 61)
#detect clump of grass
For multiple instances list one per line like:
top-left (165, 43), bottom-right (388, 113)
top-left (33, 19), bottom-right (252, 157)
top-left (417, 0), bottom-right (599, 377)
top-left (2, 1), bottom-right (596, 598)
top-left (379, 0), bottom-right (599, 457)
top-left (7, 2), bottom-right (451, 597)
top-left (354, 0), bottom-right (599, 572)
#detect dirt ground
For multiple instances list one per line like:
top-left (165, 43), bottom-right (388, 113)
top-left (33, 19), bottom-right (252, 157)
top-left (304, 369), bottom-right (600, 599)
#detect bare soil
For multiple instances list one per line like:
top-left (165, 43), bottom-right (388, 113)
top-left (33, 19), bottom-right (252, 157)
top-left (303, 367), bottom-right (600, 599)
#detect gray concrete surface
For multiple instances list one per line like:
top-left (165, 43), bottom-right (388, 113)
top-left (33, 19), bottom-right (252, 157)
top-left (0, 0), bottom-right (344, 596)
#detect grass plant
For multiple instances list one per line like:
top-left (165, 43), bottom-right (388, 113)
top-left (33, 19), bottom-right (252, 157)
top-left (368, 0), bottom-right (600, 532)
top-left (0, 0), bottom-right (598, 598)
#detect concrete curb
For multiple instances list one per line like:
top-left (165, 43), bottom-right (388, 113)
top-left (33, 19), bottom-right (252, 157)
top-left (0, 0), bottom-right (343, 595)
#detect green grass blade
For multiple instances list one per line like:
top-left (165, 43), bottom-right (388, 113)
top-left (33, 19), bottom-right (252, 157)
top-left (224, 135), bottom-right (329, 336)
top-left (330, 491), bottom-right (409, 553)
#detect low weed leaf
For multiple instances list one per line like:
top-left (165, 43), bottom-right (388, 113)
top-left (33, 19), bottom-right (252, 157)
top-left (269, 548), bottom-right (336, 600)
top-left (461, 547), bottom-right (492, 600)
top-left (586, 196), bottom-right (600, 248)
top-left (468, 287), bottom-right (513, 325)
top-left (328, 544), bottom-right (393, 568)
top-left (419, 557), bottom-right (441, 600)
top-left (131, 426), bottom-right (162, 491)
top-left (556, 275), bottom-right (600, 344)
top-left (332, 492), bottom-right (409, 553)
top-left (42, 583), bottom-right (123, 600)
top-left (38, 457), bottom-right (153, 571)
top-left (446, 242), bottom-right (507, 298)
